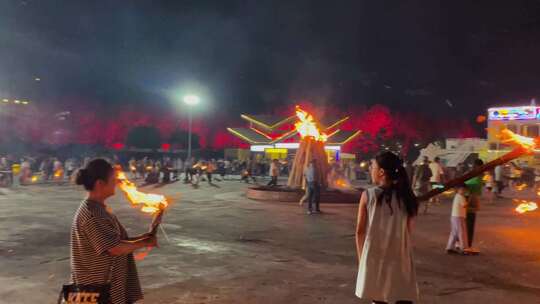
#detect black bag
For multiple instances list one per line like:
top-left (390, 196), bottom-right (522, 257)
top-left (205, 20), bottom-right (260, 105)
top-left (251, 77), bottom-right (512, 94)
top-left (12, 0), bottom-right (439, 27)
top-left (57, 284), bottom-right (110, 304)
top-left (58, 262), bottom-right (113, 304)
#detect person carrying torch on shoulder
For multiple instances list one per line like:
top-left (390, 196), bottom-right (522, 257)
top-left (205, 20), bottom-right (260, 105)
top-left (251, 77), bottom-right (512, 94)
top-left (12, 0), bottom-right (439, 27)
top-left (464, 159), bottom-right (484, 249)
top-left (70, 158), bottom-right (161, 304)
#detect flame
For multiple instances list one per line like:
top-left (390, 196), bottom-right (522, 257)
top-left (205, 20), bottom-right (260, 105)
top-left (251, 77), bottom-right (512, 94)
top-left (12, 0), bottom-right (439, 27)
top-left (443, 189), bottom-right (455, 196)
top-left (496, 128), bottom-right (539, 151)
top-left (54, 169), bottom-right (63, 178)
top-left (294, 106), bottom-right (327, 142)
top-left (476, 115), bottom-right (487, 123)
top-left (134, 247), bottom-right (152, 261)
top-left (31, 175), bottom-right (38, 183)
top-left (515, 200), bottom-right (538, 214)
top-left (515, 183), bottom-right (528, 191)
top-left (116, 171), bottom-right (168, 214)
top-left (130, 165), bottom-right (136, 172)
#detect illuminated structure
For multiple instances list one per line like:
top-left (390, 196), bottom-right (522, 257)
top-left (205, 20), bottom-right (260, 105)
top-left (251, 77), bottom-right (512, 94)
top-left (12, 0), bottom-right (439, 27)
top-left (227, 112), bottom-right (361, 159)
top-left (486, 105), bottom-right (540, 165)
top-left (487, 106), bottom-right (540, 149)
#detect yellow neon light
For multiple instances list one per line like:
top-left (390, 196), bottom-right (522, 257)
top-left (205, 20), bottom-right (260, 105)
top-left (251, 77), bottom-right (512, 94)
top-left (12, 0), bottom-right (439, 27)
top-left (324, 116), bottom-right (350, 130)
top-left (327, 130), bottom-right (362, 145)
top-left (249, 127), bottom-right (273, 140)
top-left (227, 128), bottom-right (272, 144)
top-left (265, 148), bottom-right (288, 154)
top-left (241, 114), bottom-right (296, 130)
top-left (269, 129), bottom-right (297, 144)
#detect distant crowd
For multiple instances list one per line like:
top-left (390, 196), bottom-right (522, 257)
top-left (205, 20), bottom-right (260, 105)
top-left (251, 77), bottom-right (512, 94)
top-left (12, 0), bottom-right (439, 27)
top-left (0, 153), bottom-right (368, 188)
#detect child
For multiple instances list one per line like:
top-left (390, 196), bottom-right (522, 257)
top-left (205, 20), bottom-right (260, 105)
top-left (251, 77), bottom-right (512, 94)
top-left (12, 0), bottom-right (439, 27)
top-left (446, 184), bottom-right (469, 254)
top-left (465, 159), bottom-right (484, 249)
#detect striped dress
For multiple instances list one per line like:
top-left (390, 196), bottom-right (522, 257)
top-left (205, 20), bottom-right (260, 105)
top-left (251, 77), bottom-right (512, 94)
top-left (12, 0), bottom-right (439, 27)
top-left (71, 200), bottom-right (143, 304)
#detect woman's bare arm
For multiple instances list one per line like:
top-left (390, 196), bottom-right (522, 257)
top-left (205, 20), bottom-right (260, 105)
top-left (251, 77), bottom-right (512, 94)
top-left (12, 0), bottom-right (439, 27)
top-left (407, 216), bottom-right (415, 233)
top-left (108, 235), bottom-right (157, 256)
top-left (355, 191), bottom-right (368, 265)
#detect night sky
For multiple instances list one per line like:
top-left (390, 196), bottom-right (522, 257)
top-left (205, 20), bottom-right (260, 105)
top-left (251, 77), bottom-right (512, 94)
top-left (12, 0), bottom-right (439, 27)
top-left (2, 0), bottom-right (540, 118)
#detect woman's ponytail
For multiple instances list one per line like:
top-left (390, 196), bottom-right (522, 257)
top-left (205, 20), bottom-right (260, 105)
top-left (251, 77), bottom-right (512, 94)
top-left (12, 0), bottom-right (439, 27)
top-left (375, 152), bottom-right (419, 217)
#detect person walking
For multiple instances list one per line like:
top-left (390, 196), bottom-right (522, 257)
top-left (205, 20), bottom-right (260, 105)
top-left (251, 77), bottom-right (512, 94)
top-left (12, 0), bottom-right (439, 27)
top-left (355, 151), bottom-right (419, 304)
top-left (65, 157), bottom-right (77, 180)
top-left (206, 160), bottom-right (216, 184)
top-left (184, 157), bottom-right (195, 183)
top-left (456, 162), bottom-right (468, 178)
top-left (412, 156), bottom-right (432, 213)
top-left (70, 158), bottom-right (160, 304)
top-left (446, 184), bottom-right (469, 254)
top-left (241, 159), bottom-right (257, 184)
top-left (429, 157), bottom-right (445, 203)
top-left (173, 157), bottom-right (184, 181)
top-left (494, 164), bottom-right (504, 197)
top-left (224, 159), bottom-right (231, 180)
top-left (304, 159), bottom-right (321, 215)
top-left (404, 160), bottom-right (414, 183)
top-left (465, 159), bottom-right (484, 249)
top-left (267, 159), bottom-right (279, 187)
top-left (128, 158), bottom-right (137, 179)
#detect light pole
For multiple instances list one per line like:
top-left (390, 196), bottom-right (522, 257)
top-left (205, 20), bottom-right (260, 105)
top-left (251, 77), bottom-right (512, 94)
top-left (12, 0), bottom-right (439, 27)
top-left (183, 95), bottom-right (200, 160)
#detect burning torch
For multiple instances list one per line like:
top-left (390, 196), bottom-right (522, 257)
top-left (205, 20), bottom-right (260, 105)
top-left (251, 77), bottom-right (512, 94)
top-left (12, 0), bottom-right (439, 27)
top-left (417, 128), bottom-right (539, 214)
top-left (116, 169), bottom-right (171, 243)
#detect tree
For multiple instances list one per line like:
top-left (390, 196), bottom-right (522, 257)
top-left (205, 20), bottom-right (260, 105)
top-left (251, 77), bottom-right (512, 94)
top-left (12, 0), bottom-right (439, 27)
top-left (169, 129), bottom-right (200, 150)
top-left (125, 126), bottom-right (161, 149)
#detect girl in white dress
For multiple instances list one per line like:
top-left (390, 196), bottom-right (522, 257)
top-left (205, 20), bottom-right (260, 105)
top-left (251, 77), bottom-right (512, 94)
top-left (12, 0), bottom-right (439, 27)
top-left (356, 151), bottom-right (419, 304)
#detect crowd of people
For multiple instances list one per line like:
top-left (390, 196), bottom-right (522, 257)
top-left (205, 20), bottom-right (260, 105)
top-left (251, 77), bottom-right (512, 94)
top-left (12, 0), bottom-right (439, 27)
top-left (0, 153), bottom-right (369, 189)
top-left (401, 155), bottom-right (537, 256)
top-left (0, 154), bottom-right (283, 186)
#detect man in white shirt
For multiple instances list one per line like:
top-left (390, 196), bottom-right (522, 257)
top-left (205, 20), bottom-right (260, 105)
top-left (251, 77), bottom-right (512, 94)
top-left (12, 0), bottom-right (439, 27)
top-left (267, 159), bottom-right (280, 187)
top-left (447, 184), bottom-right (469, 254)
top-left (429, 157), bottom-right (445, 204)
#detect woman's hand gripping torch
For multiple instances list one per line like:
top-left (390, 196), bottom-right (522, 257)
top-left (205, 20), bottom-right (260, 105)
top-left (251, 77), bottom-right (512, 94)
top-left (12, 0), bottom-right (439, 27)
top-left (116, 168), bottom-right (171, 245)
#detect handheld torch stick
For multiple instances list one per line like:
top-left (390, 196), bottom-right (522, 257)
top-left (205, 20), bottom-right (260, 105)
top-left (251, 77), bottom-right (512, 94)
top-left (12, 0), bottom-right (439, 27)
top-left (417, 147), bottom-right (529, 202)
top-left (151, 209), bottom-right (171, 244)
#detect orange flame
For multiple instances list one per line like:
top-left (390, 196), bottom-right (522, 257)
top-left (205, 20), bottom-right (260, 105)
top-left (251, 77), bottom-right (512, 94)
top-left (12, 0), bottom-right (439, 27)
top-left (294, 106), bottom-right (327, 142)
top-left (54, 169), bottom-right (63, 178)
top-left (496, 128), bottom-right (539, 151)
top-left (116, 171), bottom-right (168, 214)
top-left (515, 183), bottom-right (528, 191)
top-left (515, 200), bottom-right (538, 214)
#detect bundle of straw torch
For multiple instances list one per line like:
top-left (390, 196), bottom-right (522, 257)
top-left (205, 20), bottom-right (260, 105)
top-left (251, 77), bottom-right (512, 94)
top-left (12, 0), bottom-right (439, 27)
top-left (116, 168), bottom-right (171, 244)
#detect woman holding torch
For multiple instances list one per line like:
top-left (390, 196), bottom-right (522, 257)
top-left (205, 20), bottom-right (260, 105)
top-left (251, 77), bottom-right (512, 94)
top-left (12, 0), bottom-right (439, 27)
top-left (69, 159), bottom-right (160, 304)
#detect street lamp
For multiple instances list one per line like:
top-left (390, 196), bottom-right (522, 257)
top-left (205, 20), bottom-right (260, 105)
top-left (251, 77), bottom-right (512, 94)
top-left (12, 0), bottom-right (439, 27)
top-left (183, 95), bottom-right (200, 160)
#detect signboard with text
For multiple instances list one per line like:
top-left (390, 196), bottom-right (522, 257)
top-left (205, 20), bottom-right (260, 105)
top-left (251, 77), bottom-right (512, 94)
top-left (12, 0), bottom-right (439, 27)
top-left (488, 106), bottom-right (538, 121)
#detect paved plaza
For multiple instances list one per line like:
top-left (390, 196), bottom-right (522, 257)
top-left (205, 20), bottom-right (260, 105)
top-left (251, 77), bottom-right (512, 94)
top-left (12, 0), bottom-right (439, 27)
top-left (1, 179), bottom-right (539, 303)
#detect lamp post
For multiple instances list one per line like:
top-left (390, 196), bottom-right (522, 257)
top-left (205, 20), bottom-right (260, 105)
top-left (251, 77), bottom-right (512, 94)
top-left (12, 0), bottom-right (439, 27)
top-left (183, 95), bottom-right (200, 160)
